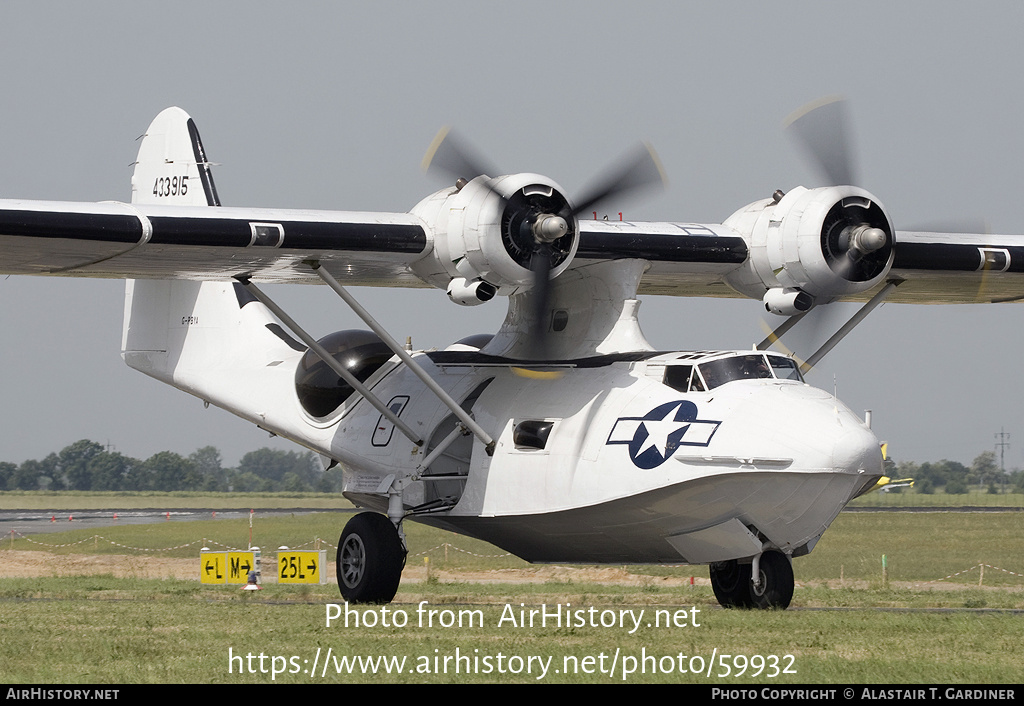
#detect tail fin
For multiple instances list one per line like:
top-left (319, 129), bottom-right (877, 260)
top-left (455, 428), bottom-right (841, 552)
top-left (123, 106), bottom-right (221, 370)
top-left (131, 106), bottom-right (220, 207)
top-left (121, 109), bottom-right (303, 432)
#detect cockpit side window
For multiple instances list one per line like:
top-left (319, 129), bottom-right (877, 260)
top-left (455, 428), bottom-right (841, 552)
top-left (664, 365), bottom-right (693, 392)
top-left (768, 355), bottom-right (803, 381)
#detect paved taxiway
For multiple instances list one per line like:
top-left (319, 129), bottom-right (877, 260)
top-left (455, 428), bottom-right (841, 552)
top-left (0, 508), bottom-right (354, 537)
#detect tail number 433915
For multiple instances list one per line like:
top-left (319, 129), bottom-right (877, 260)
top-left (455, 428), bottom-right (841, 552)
top-left (153, 175), bottom-right (188, 197)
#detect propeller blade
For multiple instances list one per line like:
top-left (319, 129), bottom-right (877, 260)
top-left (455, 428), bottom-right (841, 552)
top-left (419, 129), bottom-right (665, 372)
top-left (527, 242), bottom-right (554, 359)
top-left (758, 303), bottom-right (848, 373)
top-left (421, 126), bottom-right (501, 185)
top-left (785, 96), bottom-right (856, 187)
top-left (570, 142), bottom-right (667, 218)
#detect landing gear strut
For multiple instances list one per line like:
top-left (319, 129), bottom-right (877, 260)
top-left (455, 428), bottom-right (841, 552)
top-left (750, 550), bottom-right (794, 609)
top-left (336, 512), bottom-right (406, 603)
top-left (710, 550), bottom-right (794, 610)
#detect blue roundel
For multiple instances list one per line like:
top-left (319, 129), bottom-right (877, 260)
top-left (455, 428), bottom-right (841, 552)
top-left (606, 400), bottom-right (720, 470)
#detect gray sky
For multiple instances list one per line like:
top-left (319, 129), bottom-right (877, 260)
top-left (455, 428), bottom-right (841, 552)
top-left (0, 1), bottom-right (1022, 469)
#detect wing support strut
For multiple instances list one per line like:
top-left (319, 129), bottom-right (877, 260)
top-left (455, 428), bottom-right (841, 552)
top-left (309, 261), bottom-right (496, 456)
top-left (800, 278), bottom-right (905, 373)
top-left (234, 276), bottom-right (425, 447)
top-left (755, 311), bottom-right (809, 352)
top-left (413, 425), bottom-right (468, 478)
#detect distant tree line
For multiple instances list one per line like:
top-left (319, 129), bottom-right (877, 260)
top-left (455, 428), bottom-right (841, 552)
top-left (892, 451), bottom-right (1024, 495)
top-left (3, 440), bottom-right (1022, 495)
top-left (0, 440), bottom-right (344, 493)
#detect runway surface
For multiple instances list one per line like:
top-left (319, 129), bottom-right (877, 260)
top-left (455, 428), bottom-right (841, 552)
top-left (0, 508), bottom-right (353, 537)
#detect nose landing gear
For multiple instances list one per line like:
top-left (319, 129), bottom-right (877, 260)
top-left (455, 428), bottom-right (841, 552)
top-left (710, 550), bottom-right (794, 610)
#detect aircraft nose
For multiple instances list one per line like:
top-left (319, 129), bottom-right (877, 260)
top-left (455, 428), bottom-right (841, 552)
top-left (721, 383), bottom-right (884, 477)
top-left (832, 417), bottom-right (884, 474)
top-left (787, 385), bottom-right (882, 474)
top-left (713, 384), bottom-right (885, 541)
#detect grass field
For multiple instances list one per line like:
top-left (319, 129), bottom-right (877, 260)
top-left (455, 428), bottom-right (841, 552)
top-left (0, 579), bottom-right (1020, 684)
top-left (1, 496), bottom-right (1023, 684)
top-left (847, 488), bottom-right (1024, 508)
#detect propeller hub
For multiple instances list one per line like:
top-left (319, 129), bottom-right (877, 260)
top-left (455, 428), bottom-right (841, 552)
top-left (533, 214), bottom-right (569, 243)
top-left (820, 196), bottom-right (893, 282)
top-left (844, 225), bottom-right (887, 255)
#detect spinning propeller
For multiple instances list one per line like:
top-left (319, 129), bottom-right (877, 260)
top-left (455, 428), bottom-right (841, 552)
top-left (423, 128), bottom-right (666, 361)
top-left (757, 97), bottom-right (896, 371)
top-left (786, 97), bottom-right (891, 284)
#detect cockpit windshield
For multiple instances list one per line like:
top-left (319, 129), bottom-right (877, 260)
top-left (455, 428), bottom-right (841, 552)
top-left (663, 353), bottom-right (803, 392)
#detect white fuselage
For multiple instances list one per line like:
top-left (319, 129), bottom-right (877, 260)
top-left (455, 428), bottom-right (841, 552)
top-left (336, 350), bottom-right (883, 564)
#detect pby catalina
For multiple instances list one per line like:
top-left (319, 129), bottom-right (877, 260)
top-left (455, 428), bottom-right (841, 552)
top-left (3, 101), bottom-right (1021, 609)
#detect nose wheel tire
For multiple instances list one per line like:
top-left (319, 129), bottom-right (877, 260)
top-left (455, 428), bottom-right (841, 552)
top-left (336, 512), bottom-right (406, 604)
top-left (750, 550), bottom-right (794, 610)
top-left (710, 551), bottom-right (794, 610)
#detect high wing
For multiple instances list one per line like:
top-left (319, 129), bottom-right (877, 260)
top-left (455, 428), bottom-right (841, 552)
top-left (1, 106), bottom-right (1023, 309)
top-left (4, 200), bottom-right (1022, 303)
top-left (883, 230), bottom-right (1024, 303)
top-left (577, 220), bottom-right (1024, 304)
top-left (0, 198), bottom-right (430, 286)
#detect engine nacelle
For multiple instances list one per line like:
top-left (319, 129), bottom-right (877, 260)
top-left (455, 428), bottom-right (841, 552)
top-left (723, 185), bottom-right (894, 312)
top-left (409, 173), bottom-right (579, 297)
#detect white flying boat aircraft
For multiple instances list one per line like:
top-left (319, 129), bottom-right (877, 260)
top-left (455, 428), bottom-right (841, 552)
top-left (2, 101), bottom-right (1020, 609)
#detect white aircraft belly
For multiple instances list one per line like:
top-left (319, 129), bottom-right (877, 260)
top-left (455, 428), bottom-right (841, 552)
top-left (420, 468), bottom-right (871, 563)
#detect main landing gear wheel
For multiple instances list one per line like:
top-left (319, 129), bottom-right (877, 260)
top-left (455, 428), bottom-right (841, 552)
top-left (336, 512), bottom-right (406, 604)
top-left (750, 550), bottom-right (794, 610)
top-left (709, 560), bottom-right (754, 609)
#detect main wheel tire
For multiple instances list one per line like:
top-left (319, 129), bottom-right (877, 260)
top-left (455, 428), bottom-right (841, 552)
top-left (336, 512), bottom-right (406, 604)
top-left (749, 550), bottom-right (794, 610)
top-left (710, 560), bottom-right (754, 609)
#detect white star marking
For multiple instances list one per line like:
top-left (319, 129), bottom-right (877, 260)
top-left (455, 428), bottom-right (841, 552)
top-left (636, 419), bottom-right (690, 458)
